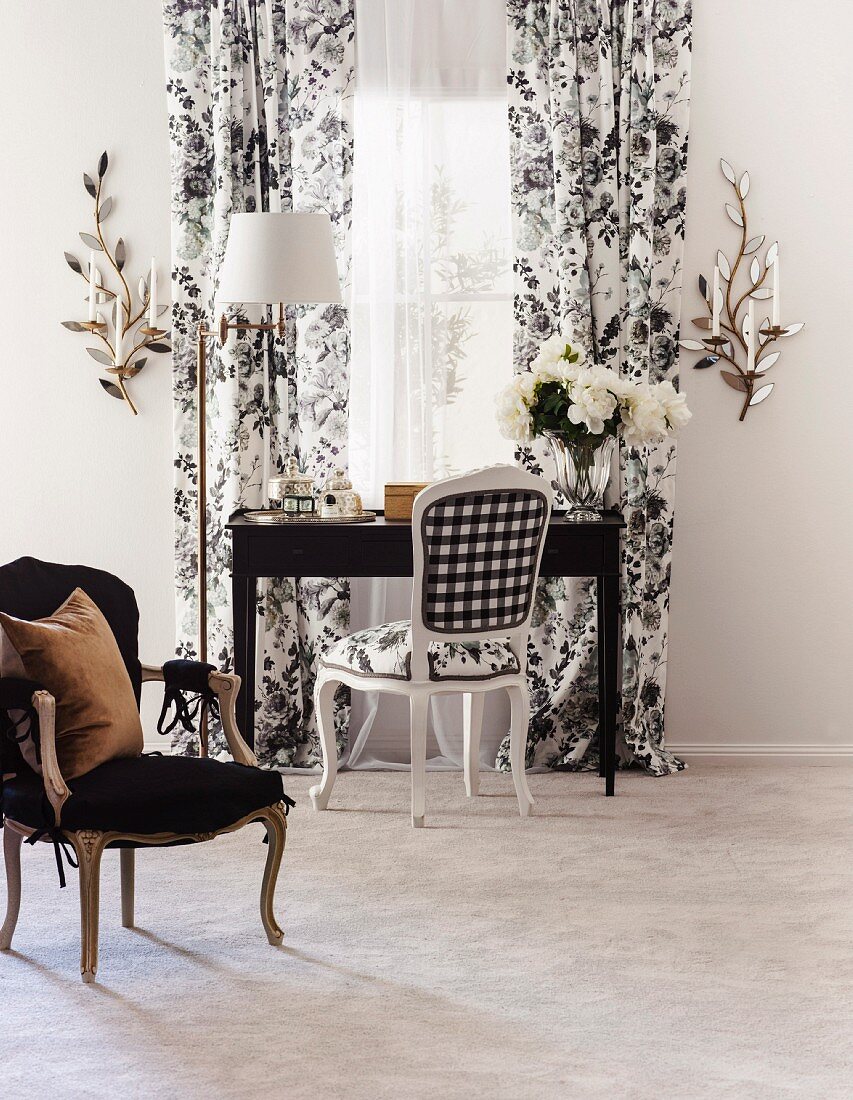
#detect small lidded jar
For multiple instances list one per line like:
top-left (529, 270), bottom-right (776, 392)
top-left (268, 456), bottom-right (316, 514)
top-left (321, 468), bottom-right (362, 516)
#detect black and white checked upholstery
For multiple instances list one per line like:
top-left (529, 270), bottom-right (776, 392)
top-left (419, 489), bottom-right (548, 633)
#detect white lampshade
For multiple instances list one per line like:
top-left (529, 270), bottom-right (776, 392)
top-left (216, 212), bottom-right (342, 305)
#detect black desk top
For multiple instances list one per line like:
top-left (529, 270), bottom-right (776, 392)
top-left (227, 509), bottom-right (626, 534)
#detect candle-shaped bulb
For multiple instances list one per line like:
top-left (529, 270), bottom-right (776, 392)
top-left (712, 266), bottom-right (721, 338)
top-left (114, 295), bottom-right (124, 366)
top-left (747, 300), bottom-right (756, 373)
top-left (148, 257), bottom-right (157, 328)
top-left (772, 253), bottom-right (781, 327)
top-left (88, 251), bottom-right (97, 322)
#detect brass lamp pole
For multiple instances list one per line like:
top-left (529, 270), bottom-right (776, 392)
top-left (195, 306), bottom-right (286, 667)
top-left (192, 212), bottom-right (342, 752)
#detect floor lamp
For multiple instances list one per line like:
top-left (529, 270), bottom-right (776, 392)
top-left (194, 211), bottom-right (342, 748)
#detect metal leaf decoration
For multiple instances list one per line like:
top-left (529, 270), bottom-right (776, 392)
top-left (721, 371), bottom-right (747, 392)
top-left (87, 347), bottom-right (114, 366)
top-left (725, 203), bottom-right (743, 227)
top-left (738, 171), bottom-right (750, 199)
top-left (63, 151), bottom-right (166, 416)
top-left (99, 379), bottom-right (124, 400)
top-left (686, 161), bottom-right (804, 420)
top-left (749, 383), bottom-right (774, 406)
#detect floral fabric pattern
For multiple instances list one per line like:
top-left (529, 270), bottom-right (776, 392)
top-left (321, 620), bottom-right (520, 682)
top-left (163, 0), bottom-right (354, 766)
top-left (500, 0), bottom-right (692, 775)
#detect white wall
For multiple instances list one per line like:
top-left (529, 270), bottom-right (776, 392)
top-left (666, 0), bottom-right (853, 756)
top-left (1, 0), bottom-right (849, 756)
top-left (0, 1), bottom-right (173, 727)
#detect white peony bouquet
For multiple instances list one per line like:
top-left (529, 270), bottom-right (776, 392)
top-left (495, 332), bottom-right (691, 447)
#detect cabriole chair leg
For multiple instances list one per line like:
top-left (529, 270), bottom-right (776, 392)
top-left (260, 804), bottom-right (287, 945)
top-left (410, 695), bottom-right (429, 828)
top-left (508, 683), bottom-right (534, 818)
top-left (73, 830), bottom-right (105, 983)
top-left (463, 692), bottom-right (485, 798)
top-left (310, 676), bottom-right (339, 811)
top-left (0, 827), bottom-right (23, 951)
top-left (120, 848), bottom-right (135, 929)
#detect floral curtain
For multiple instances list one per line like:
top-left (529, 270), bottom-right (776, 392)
top-left (163, 0), bottom-right (354, 766)
top-left (501, 0), bottom-right (692, 775)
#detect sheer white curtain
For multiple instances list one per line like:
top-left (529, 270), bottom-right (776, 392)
top-left (346, 0), bottom-right (514, 769)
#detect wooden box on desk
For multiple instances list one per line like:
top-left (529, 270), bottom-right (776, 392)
top-left (384, 482), bottom-right (429, 521)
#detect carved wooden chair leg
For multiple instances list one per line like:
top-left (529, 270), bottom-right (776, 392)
top-left (120, 848), bottom-right (135, 929)
top-left (0, 827), bottom-right (23, 951)
top-left (310, 676), bottom-right (339, 811)
top-left (508, 683), bottom-right (534, 818)
top-left (73, 830), bottom-right (105, 983)
top-left (463, 692), bottom-right (485, 798)
top-left (259, 804), bottom-right (287, 946)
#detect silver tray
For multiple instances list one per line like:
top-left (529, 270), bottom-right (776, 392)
top-left (243, 509), bottom-right (377, 525)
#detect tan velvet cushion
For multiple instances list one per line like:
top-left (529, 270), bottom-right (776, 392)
top-left (0, 588), bottom-right (143, 779)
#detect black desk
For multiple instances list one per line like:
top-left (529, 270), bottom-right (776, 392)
top-left (227, 511), bottom-right (625, 795)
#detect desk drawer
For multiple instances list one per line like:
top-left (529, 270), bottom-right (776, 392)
top-left (247, 535), bottom-right (356, 577)
top-left (540, 534), bottom-right (609, 576)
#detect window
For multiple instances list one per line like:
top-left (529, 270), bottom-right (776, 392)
top-left (348, 0), bottom-right (513, 500)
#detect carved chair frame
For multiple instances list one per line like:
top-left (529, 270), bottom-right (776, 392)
top-left (1, 665), bottom-right (287, 983)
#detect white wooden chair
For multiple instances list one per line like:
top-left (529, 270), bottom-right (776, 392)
top-left (310, 466), bottom-right (553, 826)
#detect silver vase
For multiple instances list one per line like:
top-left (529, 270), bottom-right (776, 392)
top-left (543, 431), bottom-right (616, 522)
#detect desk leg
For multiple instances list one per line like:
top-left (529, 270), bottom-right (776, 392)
top-left (596, 577), bottom-right (606, 779)
top-left (232, 574), bottom-right (257, 751)
top-left (599, 573), bottom-right (620, 797)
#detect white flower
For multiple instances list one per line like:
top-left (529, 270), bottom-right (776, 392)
top-left (619, 385), bottom-right (669, 446)
top-left (654, 380), bottom-right (692, 432)
top-left (565, 367), bottom-right (619, 435)
top-left (494, 377), bottom-right (534, 444)
top-left (531, 333), bottom-right (571, 370)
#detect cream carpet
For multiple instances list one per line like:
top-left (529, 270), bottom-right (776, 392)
top-left (2, 766), bottom-right (852, 1099)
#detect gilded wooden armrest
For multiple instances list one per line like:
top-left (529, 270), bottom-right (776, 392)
top-left (32, 690), bottom-right (71, 825)
top-left (208, 671), bottom-right (258, 768)
top-left (141, 662), bottom-right (257, 768)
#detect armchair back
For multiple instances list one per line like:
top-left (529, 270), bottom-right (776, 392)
top-left (0, 558), bottom-right (142, 705)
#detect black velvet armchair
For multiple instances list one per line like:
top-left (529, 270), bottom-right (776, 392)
top-left (0, 558), bottom-right (291, 983)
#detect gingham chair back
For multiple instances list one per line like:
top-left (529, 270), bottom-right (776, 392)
top-left (409, 467), bottom-right (552, 679)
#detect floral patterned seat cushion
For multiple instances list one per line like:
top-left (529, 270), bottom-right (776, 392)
top-left (320, 620), bottom-right (520, 682)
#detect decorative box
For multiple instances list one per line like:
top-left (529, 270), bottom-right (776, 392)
top-left (384, 482), bottom-right (429, 521)
top-left (268, 456), bottom-right (316, 514)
